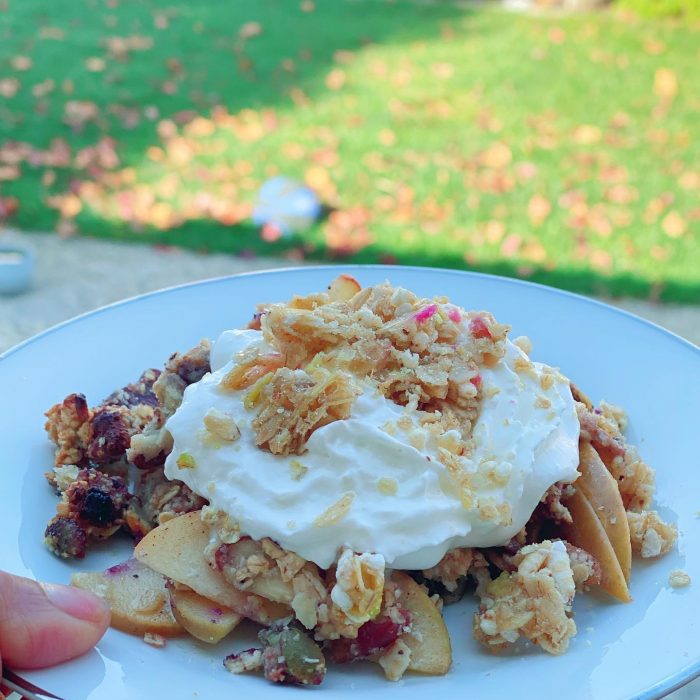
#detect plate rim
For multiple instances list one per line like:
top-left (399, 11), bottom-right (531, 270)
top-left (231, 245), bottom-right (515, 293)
top-left (5, 263), bottom-right (700, 699)
top-left (2, 264), bottom-right (698, 365)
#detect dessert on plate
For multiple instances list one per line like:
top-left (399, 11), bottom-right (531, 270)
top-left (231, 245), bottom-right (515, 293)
top-left (41, 275), bottom-right (677, 685)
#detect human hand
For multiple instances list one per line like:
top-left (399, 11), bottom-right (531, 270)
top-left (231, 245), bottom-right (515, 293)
top-left (0, 570), bottom-right (110, 675)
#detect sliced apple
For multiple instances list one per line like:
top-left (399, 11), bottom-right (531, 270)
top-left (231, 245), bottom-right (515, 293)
top-left (220, 538), bottom-right (294, 604)
top-left (560, 489), bottom-right (631, 602)
top-left (391, 572), bottom-right (451, 675)
top-left (72, 558), bottom-right (184, 637)
top-left (134, 511), bottom-right (290, 624)
top-left (327, 274), bottom-right (361, 302)
top-left (576, 441), bottom-right (631, 583)
top-left (168, 583), bottom-right (241, 644)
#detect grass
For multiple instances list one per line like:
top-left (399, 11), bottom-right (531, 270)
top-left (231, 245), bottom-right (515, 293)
top-left (0, 0), bottom-right (698, 301)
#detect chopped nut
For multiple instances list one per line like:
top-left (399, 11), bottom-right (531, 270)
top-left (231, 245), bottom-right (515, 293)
top-left (143, 632), bottom-right (166, 648)
top-left (378, 638), bottom-right (412, 681)
top-left (313, 492), bottom-right (355, 527)
top-left (377, 477), bottom-right (398, 495)
top-left (176, 452), bottom-right (196, 469)
top-left (203, 408), bottom-right (240, 442)
top-left (290, 459), bottom-right (309, 481)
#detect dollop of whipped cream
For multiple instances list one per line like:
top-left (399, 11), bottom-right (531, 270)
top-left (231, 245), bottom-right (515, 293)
top-left (164, 325), bottom-right (579, 570)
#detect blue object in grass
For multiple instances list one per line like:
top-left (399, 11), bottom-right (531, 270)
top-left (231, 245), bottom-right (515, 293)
top-left (252, 176), bottom-right (321, 235)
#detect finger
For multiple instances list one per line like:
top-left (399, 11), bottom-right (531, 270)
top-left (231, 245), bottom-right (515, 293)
top-left (0, 571), bottom-right (110, 670)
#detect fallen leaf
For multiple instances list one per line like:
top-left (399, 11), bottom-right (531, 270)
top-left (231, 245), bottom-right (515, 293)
top-left (0, 195), bottom-right (19, 218)
top-left (643, 39), bottom-right (665, 55)
top-left (0, 78), bottom-right (20, 98)
top-left (39, 26), bottom-right (65, 40)
top-left (431, 62), bottom-right (454, 80)
top-left (605, 184), bottom-right (638, 204)
top-left (654, 68), bottom-right (678, 103)
top-left (378, 128), bottom-right (396, 147)
top-left (11, 55), bottom-right (32, 71)
top-left (479, 142), bottom-right (511, 169)
top-left (662, 210), bottom-right (686, 238)
top-left (590, 249), bottom-right (613, 272)
top-left (572, 125), bottom-right (602, 145)
top-left (238, 21), bottom-right (262, 39)
top-left (500, 234), bottom-right (521, 258)
top-left (85, 57), bottom-right (106, 72)
top-left (0, 164), bottom-right (20, 180)
top-left (325, 68), bottom-right (345, 91)
top-left (32, 79), bottom-right (55, 97)
top-left (678, 171), bottom-right (699, 191)
top-left (527, 194), bottom-right (551, 226)
top-left (300, 0), bottom-right (315, 11)
top-left (548, 27), bottom-right (566, 44)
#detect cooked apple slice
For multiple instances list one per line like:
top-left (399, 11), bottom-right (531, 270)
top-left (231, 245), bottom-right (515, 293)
top-left (220, 538), bottom-right (294, 604)
top-left (391, 572), bottom-right (451, 675)
top-left (72, 558), bottom-right (184, 637)
top-left (560, 489), bottom-right (631, 602)
top-left (327, 274), bottom-right (361, 302)
top-left (134, 511), bottom-right (290, 624)
top-left (168, 583), bottom-right (241, 644)
top-left (576, 441), bottom-right (631, 583)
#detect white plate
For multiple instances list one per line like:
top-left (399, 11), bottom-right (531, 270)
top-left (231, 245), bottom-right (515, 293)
top-left (2, 266), bottom-right (699, 700)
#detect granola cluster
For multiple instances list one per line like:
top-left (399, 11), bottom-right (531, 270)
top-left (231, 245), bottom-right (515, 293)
top-left (43, 342), bottom-right (210, 558)
top-left (219, 282), bottom-right (508, 459)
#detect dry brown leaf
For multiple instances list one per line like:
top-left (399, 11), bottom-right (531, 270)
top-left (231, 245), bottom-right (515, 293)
top-left (500, 233), bottom-right (521, 258)
top-left (378, 128), bottom-right (396, 147)
top-left (662, 210), bottom-right (686, 238)
top-left (0, 78), bottom-right (20, 98)
top-left (590, 249), bottom-right (613, 272)
top-left (654, 68), bottom-right (678, 103)
top-left (238, 21), bottom-right (262, 39)
top-left (527, 194), bottom-right (551, 226)
top-left (11, 55), bottom-right (32, 71)
top-left (0, 164), bottom-right (20, 180)
top-left (573, 125), bottom-right (602, 145)
top-left (85, 57), bottom-right (106, 72)
top-left (678, 171), bottom-right (699, 191)
top-left (480, 142), bottom-right (511, 169)
top-left (431, 62), bottom-right (454, 80)
top-left (325, 68), bottom-right (345, 91)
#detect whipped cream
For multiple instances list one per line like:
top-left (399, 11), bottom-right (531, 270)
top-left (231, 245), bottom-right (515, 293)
top-left (165, 326), bottom-right (580, 570)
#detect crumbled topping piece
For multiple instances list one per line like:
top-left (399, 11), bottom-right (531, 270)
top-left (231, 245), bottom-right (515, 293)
top-left (331, 549), bottom-right (385, 624)
top-left (377, 477), bottom-right (398, 495)
top-left (513, 335), bottom-right (533, 355)
top-left (627, 510), bottom-right (677, 558)
top-left (201, 505), bottom-right (241, 545)
top-left (253, 368), bottom-right (359, 456)
top-left (422, 548), bottom-right (474, 593)
top-left (176, 452), bottom-right (196, 470)
top-left (224, 647), bottom-right (264, 674)
top-left (577, 404), bottom-right (654, 512)
top-left (203, 408), bottom-right (240, 442)
top-left (313, 492), bottom-right (355, 527)
top-left (669, 569), bottom-right (691, 588)
top-left (563, 542), bottom-right (602, 589)
top-left (473, 540), bottom-right (577, 655)
top-left (143, 632), bottom-right (166, 648)
top-left (290, 459), bottom-right (308, 481)
top-left (378, 638), bottom-right (412, 681)
top-left (48, 464), bottom-right (81, 493)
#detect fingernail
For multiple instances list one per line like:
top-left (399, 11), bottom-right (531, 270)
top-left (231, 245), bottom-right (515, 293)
top-left (41, 583), bottom-right (109, 623)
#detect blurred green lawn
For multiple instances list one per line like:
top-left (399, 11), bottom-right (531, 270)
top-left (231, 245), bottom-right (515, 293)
top-left (0, 0), bottom-right (698, 301)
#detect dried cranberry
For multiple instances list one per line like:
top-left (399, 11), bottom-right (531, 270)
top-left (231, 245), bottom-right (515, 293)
top-left (469, 317), bottom-right (492, 340)
top-left (80, 487), bottom-right (118, 526)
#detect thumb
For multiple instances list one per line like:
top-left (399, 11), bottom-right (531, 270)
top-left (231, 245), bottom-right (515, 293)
top-left (0, 571), bottom-right (110, 670)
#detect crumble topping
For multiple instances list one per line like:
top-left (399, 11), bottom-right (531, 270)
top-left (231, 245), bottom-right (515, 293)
top-left (627, 510), bottom-right (678, 558)
top-left (668, 569), bottom-right (691, 588)
top-left (473, 540), bottom-right (577, 655)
